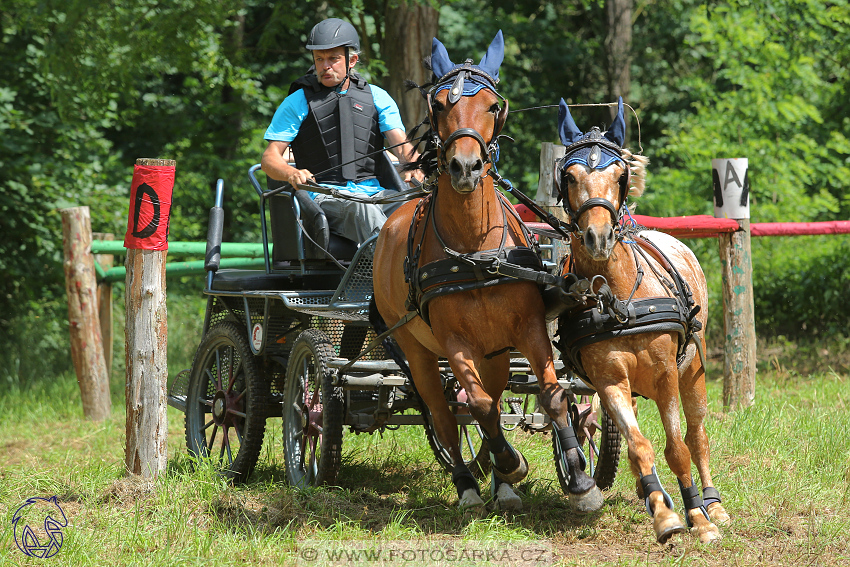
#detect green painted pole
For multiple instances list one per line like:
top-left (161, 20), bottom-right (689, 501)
top-left (100, 257), bottom-right (266, 283)
top-left (92, 240), bottom-right (271, 258)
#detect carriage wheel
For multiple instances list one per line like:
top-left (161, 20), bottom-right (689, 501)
top-left (553, 394), bottom-right (621, 492)
top-left (422, 382), bottom-right (490, 479)
top-left (282, 329), bottom-right (344, 487)
top-left (185, 322), bottom-right (266, 483)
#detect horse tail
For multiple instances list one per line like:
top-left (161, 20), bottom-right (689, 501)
top-left (368, 297), bottom-right (413, 383)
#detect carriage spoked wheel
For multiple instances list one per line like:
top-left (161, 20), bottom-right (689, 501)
top-left (282, 329), bottom-right (344, 487)
top-left (185, 322), bottom-right (266, 483)
top-left (553, 393), bottom-right (622, 492)
top-left (423, 379), bottom-right (491, 479)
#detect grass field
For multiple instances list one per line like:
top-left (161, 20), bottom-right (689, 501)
top-left (2, 342), bottom-right (849, 566)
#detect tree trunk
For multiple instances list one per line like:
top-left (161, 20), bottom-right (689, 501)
top-left (605, 0), bottom-right (632, 127)
top-left (383, 1), bottom-right (440, 138)
top-left (61, 207), bottom-right (112, 421)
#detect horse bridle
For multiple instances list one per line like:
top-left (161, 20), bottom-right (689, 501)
top-left (555, 131), bottom-right (631, 234)
top-left (425, 60), bottom-right (509, 174)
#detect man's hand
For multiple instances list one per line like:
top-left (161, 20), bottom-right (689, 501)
top-left (385, 128), bottom-right (425, 185)
top-left (403, 168), bottom-right (425, 184)
top-left (262, 140), bottom-right (316, 189)
top-left (286, 168), bottom-right (315, 188)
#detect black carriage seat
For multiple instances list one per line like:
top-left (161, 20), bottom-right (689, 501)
top-left (267, 182), bottom-right (359, 267)
top-left (209, 269), bottom-right (295, 292)
top-left (265, 150), bottom-right (407, 270)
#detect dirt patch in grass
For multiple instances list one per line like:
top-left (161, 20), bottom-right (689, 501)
top-left (101, 476), bottom-right (156, 506)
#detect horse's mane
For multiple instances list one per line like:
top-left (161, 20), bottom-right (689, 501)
top-left (622, 147), bottom-right (648, 198)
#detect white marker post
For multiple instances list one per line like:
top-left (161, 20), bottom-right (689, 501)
top-left (712, 158), bottom-right (756, 409)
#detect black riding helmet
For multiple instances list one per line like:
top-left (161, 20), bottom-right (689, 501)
top-left (306, 18), bottom-right (360, 51)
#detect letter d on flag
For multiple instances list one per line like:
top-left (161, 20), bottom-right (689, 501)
top-left (124, 161), bottom-right (176, 250)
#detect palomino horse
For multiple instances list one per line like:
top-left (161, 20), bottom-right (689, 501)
top-left (553, 98), bottom-right (731, 543)
top-left (373, 32), bottom-right (602, 512)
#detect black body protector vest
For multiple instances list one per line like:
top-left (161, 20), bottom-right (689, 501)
top-left (288, 71), bottom-right (383, 185)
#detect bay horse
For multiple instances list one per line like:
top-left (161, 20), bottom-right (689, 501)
top-left (372, 32), bottom-right (603, 512)
top-left (553, 98), bottom-right (731, 543)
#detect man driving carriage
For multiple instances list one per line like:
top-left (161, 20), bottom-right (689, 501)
top-left (261, 18), bottom-right (424, 245)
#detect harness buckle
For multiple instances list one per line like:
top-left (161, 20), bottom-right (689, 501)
top-left (486, 258), bottom-right (502, 275)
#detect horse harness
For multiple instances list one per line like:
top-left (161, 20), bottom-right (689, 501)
top-left (552, 128), bottom-right (705, 382)
top-left (403, 189), bottom-right (552, 328)
top-left (554, 231), bottom-right (705, 383)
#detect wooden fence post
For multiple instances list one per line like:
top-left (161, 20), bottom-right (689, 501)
top-left (124, 158), bottom-right (176, 477)
top-left (60, 207), bottom-right (112, 420)
top-left (536, 142), bottom-right (569, 261)
top-left (537, 142), bottom-right (568, 339)
top-left (93, 232), bottom-right (114, 376)
top-left (713, 158), bottom-right (756, 409)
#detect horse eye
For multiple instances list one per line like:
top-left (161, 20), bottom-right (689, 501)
top-left (564, 172), bottom-right (576, 184)
top-left (489, 103), bottom-right (500, 114)
top-left (432, 101), bottom-right (445, 113)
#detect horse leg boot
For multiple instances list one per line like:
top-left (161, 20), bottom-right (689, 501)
top-left (554, 418), bottom-right (604, 513)
top-left (640, 467), bottom-right (687, 544)
top-left (452, 463), bottom-right (484, 509)
top-left (702, 487), bottom-right (730, 526)
top-left (483, 429), bottom-right (528, 485)
top-left (678, 478), bottom-right (721, 544)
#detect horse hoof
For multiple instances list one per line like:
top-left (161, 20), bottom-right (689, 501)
top-left (707, 502), bottom-right (731, 525)
top-left (493, 452), bottom-right (529, 485)
top-left (569, 485), bottom-right (604, 514)
top-left (459, 488), bottom-right (485, 510)
top-left (494, 483), bottom-right (523, 512)
top-left (656, 523), bottom-right (687, 544)
top-left (691, 523), bottom-right (722, 544)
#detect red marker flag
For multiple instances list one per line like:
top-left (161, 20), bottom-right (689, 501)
top-left (123, 163), bottom-right (175, 250)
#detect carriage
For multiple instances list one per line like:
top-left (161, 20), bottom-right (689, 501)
top-left (166, 157), bottom-right (621, 493)
top-left (166, 27), bottom-right (732, 541)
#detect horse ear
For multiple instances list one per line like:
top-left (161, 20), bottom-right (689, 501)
top-left (431, 37), bottom-right (454, 79)
top-left (558, 98), bottom-right (583, 146)
top-left (604, 96), bottom-right (626, 147)
top-left (478, 30), bottom-right (504, 81)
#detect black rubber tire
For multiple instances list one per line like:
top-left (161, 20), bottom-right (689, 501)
top-left (553, 396), bottom-right (621, 492)
top-left (422, 383), bottom-right (490, 479)
top-left (185, 322), bottom-right (266, 483)
top-left (282, 329), bottom-right (344, 487)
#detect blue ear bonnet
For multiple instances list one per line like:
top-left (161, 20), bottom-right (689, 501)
top-left (561, 140), bottom-right (623, 170)
top-left (431, 30), bottom-right (504, 101)
top-left (557, 96), bottom-right (627, 170)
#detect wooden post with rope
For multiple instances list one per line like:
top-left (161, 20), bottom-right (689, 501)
top-left (60, 207), bottom-right (112, 420)
top-left (712, 158), bottom-right (756, 409)
top-left (124, 158), bottom-right (176, 477)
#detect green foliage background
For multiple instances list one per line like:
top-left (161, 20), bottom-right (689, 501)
top-left (1, 0), bottom-right (848, 382)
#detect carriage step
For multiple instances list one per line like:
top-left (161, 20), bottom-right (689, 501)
top-left (335, 374), bottom-right (408, 390)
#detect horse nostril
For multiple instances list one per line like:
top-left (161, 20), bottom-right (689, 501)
top-left (449, 157), bottom-right (464, 179)
top-left (584, 229), bottom-right (596, 251)
top-left (470, 158), bottom-right (484, 177)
